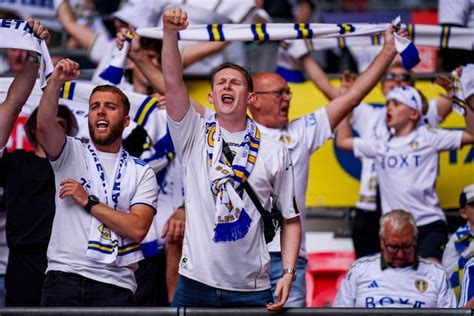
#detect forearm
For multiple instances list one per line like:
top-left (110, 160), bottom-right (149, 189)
top-left (302, 54), bottom-right (339, 100)
top-left (57, 1), bottom-right (96, 50)
top-left (435, 97), bottom-right (453, 120)
top-left (347, 46), bottom-right (396, 103)
top-left (280, 216), bottom-right (301, 270)
top-left (163, 29), bottom-right (190, 121)
top-left (182, 42), bottom-right (229, 68)
top-left (36, 79), bottom-right (66, 157)
top-left (91, 203), bottom-right (153, 244)
top-left (335, 115), bottom-right (354, 151)
top-left (0, 59), bottom-right (39, 146)
top-left (132, 52), bottom-right (166, 94)
top-left (4, 59), bottom-right (39, 107)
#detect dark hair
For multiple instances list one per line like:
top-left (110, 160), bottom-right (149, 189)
top-left (210, 62), bottom-right (254, 92)
top-left (140, 37), bottom-right (162, 62)
top-left (90, 85), bottom-right (130, 115)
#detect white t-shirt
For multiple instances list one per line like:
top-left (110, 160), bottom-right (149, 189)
top-left (46, 137), bottom-right (158, 293)
top-left (140, 109), bottom-right (185, 249)
top-left (351, 101), bottom-right (443, 212)
top-left (439, 0), bottom-right (474, 27)
top-left (168, 106), bottom-right (299, 291)
top-left (459, 256), bottom-right (474, 306)
top-left (257, 108), bottom-right (332, 258)
top-left (333, 254), bottom-right (456, 308)
top-left (353, 125), bottom-right (463, 226)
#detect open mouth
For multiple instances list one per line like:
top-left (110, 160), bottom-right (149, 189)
top-left (96, 120), bottom-right (109, 130)
top-left (221, 94), bottom-right (235, 104)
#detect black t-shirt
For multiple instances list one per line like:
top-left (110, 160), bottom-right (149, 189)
top-left (0, 150), bottom-right (55, 252)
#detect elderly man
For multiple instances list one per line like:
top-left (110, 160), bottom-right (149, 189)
top-left (333, 209), bottom-right (456, 308)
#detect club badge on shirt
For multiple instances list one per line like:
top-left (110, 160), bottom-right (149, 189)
top-left (415, 279), bottom-right (428, 293)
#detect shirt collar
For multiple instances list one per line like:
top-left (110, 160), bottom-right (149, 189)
top-left (381, 254), bottom-right (419, 270)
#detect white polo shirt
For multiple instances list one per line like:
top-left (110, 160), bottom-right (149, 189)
top-left (353, 125), bottom-right (463, 226)
top-left (168, 106), bottom-right (299, 291)
top-left (333, 254), bottom-right (456, 308)
top-left (257, 108), bottom-right (332, 258)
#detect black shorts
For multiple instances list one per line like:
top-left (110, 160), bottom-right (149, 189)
top-left (416, 220), bottom-right (448, 261)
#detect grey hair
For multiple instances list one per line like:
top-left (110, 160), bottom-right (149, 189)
top-left (379, 210), bottom-right (418, 238)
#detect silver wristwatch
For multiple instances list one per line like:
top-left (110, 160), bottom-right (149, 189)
top-left (282, 267), bottom-right (297, 281)
top-left (26, 53), bottom-right (40, 64)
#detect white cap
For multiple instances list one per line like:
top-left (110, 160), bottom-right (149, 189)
top-left (112, 0), bottom-right (160, 29)
top-left (386, 86), bottom-right (422, 113)
top-left (460, 184), bottom-right (474, 208)
top-left (461, 64), bottom-right (474, 101)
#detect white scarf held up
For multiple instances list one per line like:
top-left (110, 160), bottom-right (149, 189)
top-left (0, 19), bottom-right (53, 88)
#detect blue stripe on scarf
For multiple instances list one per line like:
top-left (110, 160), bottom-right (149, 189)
top-left (400, 41), bottom-right (421, 69)
top-left (213, 208), bottom-right (252, 243)
top-left (99, 65), bottom-right (124, 85)
top-left (276, 66), bottom-right (306, 83)
top-left (140, 240), bottom-right (160, 258)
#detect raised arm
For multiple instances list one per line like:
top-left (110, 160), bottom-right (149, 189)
top-left (335, 115), bottom-right (355, 152)
top-left (36, 59), bottom-right (80, 159)
top-left (0, 18), bottom-right (50, 148)
top-left (325, 24), bottom-right (402, 131)
top-left (162, 8), bottom-right (191, 122)
top-left (434, 75), bottom-right (454, 120)
top-left (117, 28), bottom-right (206, 117)
top-left (301, 53), bottom-right (340, 100)
top-left (57, 0), bottom-right (96, 51)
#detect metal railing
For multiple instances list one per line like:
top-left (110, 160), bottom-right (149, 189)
top-left (0, 307), bottom-right (469, 315)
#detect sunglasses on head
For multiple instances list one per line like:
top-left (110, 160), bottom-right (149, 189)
top-left (383, 72), bottom-right (413, 83)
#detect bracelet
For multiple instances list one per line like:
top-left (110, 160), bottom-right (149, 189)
top-left (26, 53), bottom-right (40, 64)
top-left (282, 267), bottom-right (297, 281)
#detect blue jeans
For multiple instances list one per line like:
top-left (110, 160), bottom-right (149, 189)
top-left (269, 252), bottom-right (307, 307)
top-left (41, 271), bottom-right (133, 307)
top-left (172, 275), bottom-right (273, 307)
top-left (0, 275), bottom-right (5, 307)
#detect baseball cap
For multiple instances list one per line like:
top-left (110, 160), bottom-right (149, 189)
top-left (460, 184), bottom-right (474, 208)
top-left (386, 86), bottom-right (422, 113)
top-left (461, 64), bottom-right (474, 101)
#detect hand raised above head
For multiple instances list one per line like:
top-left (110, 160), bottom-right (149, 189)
top-left (27, 17), bottom-right (51, 44)
top-left (51, 58), bottom-right (80, 83)
top-left (162, 7), bottom-right (189, 31)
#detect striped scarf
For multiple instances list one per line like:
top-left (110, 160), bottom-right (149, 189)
top-left (450, 224), bottom-right (474, 299)
top-left (0, 19), bottom-right (53, 88)
top-left (205, 114), bottom-right (260, 243)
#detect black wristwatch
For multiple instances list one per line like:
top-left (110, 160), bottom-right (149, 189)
top-left (84, 195), bottom-right (100, 212)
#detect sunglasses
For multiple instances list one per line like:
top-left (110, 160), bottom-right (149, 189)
top-left (383, 72), bottom-right (413, 83)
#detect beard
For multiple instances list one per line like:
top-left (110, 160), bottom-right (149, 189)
top-left (88, 121), bottom-right (124, 147)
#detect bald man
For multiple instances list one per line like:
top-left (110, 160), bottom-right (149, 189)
top-left (250, 26), bottom-right (406, 304)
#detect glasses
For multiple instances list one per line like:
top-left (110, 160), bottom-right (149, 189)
top-left (255, 89), bottom-right (292, 98)
top-left (383, 72), bottom-right (413, 83)
top-left (383, 241), bottom-right (416, 254)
